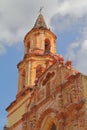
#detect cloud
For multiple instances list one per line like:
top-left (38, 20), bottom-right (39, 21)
top-left (57, 0), bottom-right (87, 17)
top-left (0, 44), bottom-right (6, 55)
top-left (70, 40), bottom-right (87, 75)
top-left (66, 26), bottom-right (87, 75)
top-left (51, 14), bottom-right (87, 32)
top-left (51, 0), bottom-right (87, 32)
top-left (0, 0), bottom-right (58, 54)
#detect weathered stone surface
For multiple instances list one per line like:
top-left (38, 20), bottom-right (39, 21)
top-left (6, 14), bottom-right (87, 130)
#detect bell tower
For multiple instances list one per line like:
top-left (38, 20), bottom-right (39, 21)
top-left (17, 14), bottom-right (57, 95)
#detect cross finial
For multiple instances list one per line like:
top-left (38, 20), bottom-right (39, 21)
top-left (39, 7), bottom-right (44, 14)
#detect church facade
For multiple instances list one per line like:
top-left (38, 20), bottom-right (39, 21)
top-left (6, 14), bottom-right (87, 130)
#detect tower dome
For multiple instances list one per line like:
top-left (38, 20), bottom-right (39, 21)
top-left (33, 14), bottom-right (47, 29)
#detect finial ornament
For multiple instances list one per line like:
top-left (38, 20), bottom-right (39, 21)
top-left (39, 7), bottom-right (44, 14)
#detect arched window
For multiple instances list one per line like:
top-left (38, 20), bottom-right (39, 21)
top-left (51, 124), bottom-right (56, 130)
top-left (44, 39), bottom-right (50, 55)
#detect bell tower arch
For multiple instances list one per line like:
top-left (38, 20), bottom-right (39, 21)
top-left (44, 38), bottom-right (51, 55)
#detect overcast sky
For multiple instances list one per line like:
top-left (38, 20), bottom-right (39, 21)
top-left (0, 0), bottom-right (87, 129)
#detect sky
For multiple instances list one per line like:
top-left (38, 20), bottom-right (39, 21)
top-left (0, 0), bottom-right (87, 129)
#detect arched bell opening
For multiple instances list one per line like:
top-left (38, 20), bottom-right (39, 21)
top-left (44, 39), bottom-right (51, 55)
